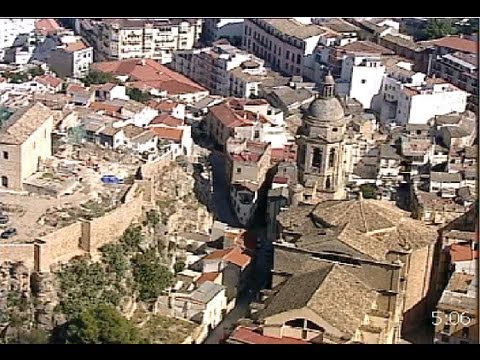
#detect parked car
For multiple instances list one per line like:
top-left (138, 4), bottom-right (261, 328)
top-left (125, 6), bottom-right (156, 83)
top-left (1, 228), bottom-right (17, 239)
top-left (100, 175), bottom-right (124, 184)
top-left (0, 214), bottom-right (9, 225)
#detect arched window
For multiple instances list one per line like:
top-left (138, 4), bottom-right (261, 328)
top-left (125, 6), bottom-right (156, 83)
top-left (1, 176), bottom-right (8, 188)
top-left (306, 320), bottom-right (324, 332)
top-left (325, 176), bottom-right (331, 190)
top-left (329, 148), bottom-right (336, 168)
top-left (312, 148), bottom-right (322, 168)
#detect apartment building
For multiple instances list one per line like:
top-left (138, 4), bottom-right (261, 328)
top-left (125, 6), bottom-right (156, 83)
top-left (0, 19), bottom-right (37, 60)
top-left (0, 102), bottom-right (54, 190)
top-left (432, 51), bottom-right (478, 113)
top-left (242, 18), bottom-right (328, 79)
top-left (76, 18), bottom-right (202, 64)
top-left (375, 61), bottom-right (468, 126)
top-left (47, 36), bottom-right (93, 79)
top-left (202, 19), bottom-right (244, 45)
top-left (172, 43), bottom-right (288, 98)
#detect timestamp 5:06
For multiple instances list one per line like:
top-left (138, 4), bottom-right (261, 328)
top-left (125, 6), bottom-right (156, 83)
top-left (432, 311), bottom-right (472, 326)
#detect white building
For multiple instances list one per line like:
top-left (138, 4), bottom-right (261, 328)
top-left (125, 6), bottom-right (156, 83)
top-left (375, 62), bottom-right (469, 126)
top-left (172, 43), bottom-right (287, 99)
top-left (242, 18), bottom-right (328, 79)
top-left (171, 281), bottom-right (227, 331)
top-left (76, 18), bottom-right (202, 64)
top-left (202, 19), bottom-right (244, 45)
top-left (47, 36), bottom-right (93, 79)
top-left (0, 19), bottom-right (37, 60)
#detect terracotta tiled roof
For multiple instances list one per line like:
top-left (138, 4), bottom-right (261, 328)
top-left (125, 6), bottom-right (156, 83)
top-left (35, 19), bottom-right (62, 36)
top-left (150, 127), bottom-right (183, 142)
top-left (147, 100), bottom-right (179, 111)
top-left (89, 101), bottom-right (122, 114)
top-left (196, 272), bottom-right (221, 285)
top-left (92, 58), bottom-right (206, 94)
top-left (150, 113), bottom-right (183, 127)
top-left (35, 75), bottom-right (63, 88)
top-left (66, 84), bottom-right (86, 94)
top-left (430, 36), bottom-right (477, 54)
top-left (450, 243), bottom-right (479, 263)
top-left (64, 40), bottom-right (89, 52)
top-left (229, 326), bottom-right (311, 345)
top-left (203, 246), bottom-right (251, 268)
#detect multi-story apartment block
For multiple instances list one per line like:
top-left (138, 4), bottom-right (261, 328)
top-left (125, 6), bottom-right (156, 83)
top-left (47, 36), bottom-right (93, 79)
top-left (0, 18), bottom-right (37, 60)
top-left (172, 43), bottom-right (287, 98)
top-left (0, 102), bottom-right (54, 191)
top-left (76, 18), bottom-right (202, 64)
top-left (432, 51), bottom-right (478, 113)
top-left (374, 61), bottom-right (468, 127)
top-left (242, 18), bottom-right (328, 79)
top-left (202, 19), bottom-right (244, 46)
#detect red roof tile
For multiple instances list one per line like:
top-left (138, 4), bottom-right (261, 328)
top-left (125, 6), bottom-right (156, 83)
top-left (229, 327), bottom-right (311, 345)
top-left (203, 247), bottom-right (251, 268)
top-left (196, 272), bottom-right (221, 285)
top-left (150, 113), bottom-right (183, 127)
top-left (36, 75), bottom-right (63, 88)
top-left (450, 243), bottom-right (479, 262)
top-left (35, 19), bottom-right (62, 36)
top-left (64, 40), bottom-right (89, 52)
top-left (148, 100), bottom-right (179, 111)
top-left (431, 36), bottom-right (477, 54)
top-left (150, 127), bottom-right (183, 142)
top-left (91, 58), bottom-right (206, 94)
top-left (89, 101), bottom-right (122, 114)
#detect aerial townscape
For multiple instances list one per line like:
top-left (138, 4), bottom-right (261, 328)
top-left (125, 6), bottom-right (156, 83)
top-left (0, 17), bottom-right (478, 345)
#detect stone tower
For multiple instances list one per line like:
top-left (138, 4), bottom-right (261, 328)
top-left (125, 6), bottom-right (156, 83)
top-left (297, 73), bottom-right (347, 202)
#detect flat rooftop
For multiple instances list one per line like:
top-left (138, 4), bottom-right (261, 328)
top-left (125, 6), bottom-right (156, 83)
top-left (262, 18), bottom-right (327, 39)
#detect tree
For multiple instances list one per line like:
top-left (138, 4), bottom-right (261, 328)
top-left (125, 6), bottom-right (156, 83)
top-left (11, 328), bottom-right (50, 344)
top-left (81, 70), bottom-right (118, 86)
top-left (132, 249), bottom-right (173, 301)
top-left (28, 66), bottom-right (45, 77)
top-left (127, 88), bottom-right (153, 104)
top-left (423, 19), bottom-right (458, 40)
top-left (360, 184), bottom-right (377, 199)
top-left (144, 210), bottom-right (160, 227)
top-left (120, 225), bottom-right (144, 253)
top-left (100, 243), bottom-right (129, 278)
top-left (173, 261), bottom-right (185, 274)
top-left (65, 304), bottom-right (146, 344)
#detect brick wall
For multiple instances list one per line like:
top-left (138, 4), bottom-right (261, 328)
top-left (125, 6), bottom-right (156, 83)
top-left (0, 244), bottom-right (35, 269)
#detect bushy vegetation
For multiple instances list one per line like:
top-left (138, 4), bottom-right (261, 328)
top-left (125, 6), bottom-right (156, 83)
top-left (81, 70), bottom-right (118, 86)
top-left (132, 249), bottom-right (173, 302)
top-left (126, 88), bottom-right (153, 104)
top-left (360, 184), bottom-right (377, 199)
top-left (65, 304), bottom-right (146, 344)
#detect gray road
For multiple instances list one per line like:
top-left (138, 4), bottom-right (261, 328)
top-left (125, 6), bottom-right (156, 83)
top-left (208, 151), bottom-right (241, 228)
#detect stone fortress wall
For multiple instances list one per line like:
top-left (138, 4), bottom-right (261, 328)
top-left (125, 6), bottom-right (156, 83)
top-left (1, 180), bottom-right (150, 273)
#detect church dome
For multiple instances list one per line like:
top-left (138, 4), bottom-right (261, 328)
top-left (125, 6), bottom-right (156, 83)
top-left (307, 96), bottom-right (345, 122)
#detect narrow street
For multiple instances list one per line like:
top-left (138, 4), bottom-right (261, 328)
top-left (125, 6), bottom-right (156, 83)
top-left (208, 151), bottom-right (242, 228)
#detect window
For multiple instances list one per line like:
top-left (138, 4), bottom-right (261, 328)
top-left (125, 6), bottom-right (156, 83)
top-left (329, 148), bottom-right (336, 167)
top-left (296, 54), bottom-right (301, 64)
top-left (286, 50), bottom-right (290, 60)
top-left (254, 130), bottom-right (260, 139)
top-left (236, 168), bottom-right (242, 174)
top-left (291, 52), bottom-right (294, 61)
top-left (442, 324), bottom-right (451, 334)
top-left (325, 176), bottom-right (331, 189)
top-left (312, 148), bottom-right (322, 168)
top-left (332, 128), bottom-right (338, 132)
top-left (1, 176), bottom-right (8, 188)
top-left (2, 151), bottom-right (8, 160)
top-left (361, 79), bottom-right (366, 84)
top-left (462, 327), bottom-right (470, 338)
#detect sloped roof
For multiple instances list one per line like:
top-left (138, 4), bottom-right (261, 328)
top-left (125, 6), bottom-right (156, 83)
top-left (261, 264), bottom-right (377, 336)
top-left (0, 102), bottom-right (53, 145)
top-left (229, 326), bottom-right (311, 344)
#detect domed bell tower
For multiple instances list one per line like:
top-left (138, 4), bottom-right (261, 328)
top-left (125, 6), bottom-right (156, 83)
top-left (297, 72), bottom-right (347, 202)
